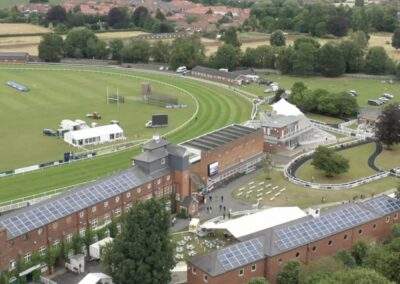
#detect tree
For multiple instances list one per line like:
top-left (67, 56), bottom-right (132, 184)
top-left (351, 241), bottom-right (369, 266)
top-left (276, 46), bottom-right (294, 74)
top-left (102, 199), bottom-right (175, 284)
top-left (132, 6), bottom-right (150, 28)
top-left (210, 44), bottom-right (240, 70)
top-left (393, 223), bottom-right (400, 238)
top-left (332, 268), bottom-right (391, 284)
top-left (318, 43), bottom-right (345, 77)
top-left (64, 27), bottom-right (100, 58)
top-left (248, 277), bottom-right (269, 284)
top-left (109, 39), bottom-right (124, 61)
top-left (38, 33), bottom-right (64, 62)
top-left (107, 7), bottom-right (129, 28)
top-left (83, 227), bottom-right (95, 255)
top-left (292, 42), bottom-right (318, 75)
top-left (311, 146), bottom-right (349, 177)
top-left (339, 40), bottom-right (364, 73)
top-left (364, 47), bottom-right (390, 74)
top-left (335, 250), bottom-right (357, 268)
top-left (350, 31), bottom-right (369, 49)
top-left (327, 15), bottom-right (349, 37)
top-left (277, 261), bottom-right (300, 284)
top-left (299, 256), bottom-right (344, 284)
top-left (151, 40), bottom-right (171, 63)
top-left (155, 8), bottom-right (166, 21)
top-left (396, 63), bottom-right (400, 80)
top-left (169, 36), bottom-right (205, 69)
top-left (391, 28), bottom-right (400, 50)
top-left (121, 40), bottom-right (150, 63)
top-left (270, 30), bottom-right (286, 46)
top-left (375, 103), bottom-right (400, 148)
top-left (355, 0), bottom-right (364, 7)
top-left (46, 5), bottom-right (66, 23)
top-left (222, 27), bottom-right (241, 47)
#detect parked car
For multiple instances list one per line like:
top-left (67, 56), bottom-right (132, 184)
top-left (348, 90), bottom-right (358, 97)
top-left (383, 93), bottom-right (394, 99)
top-left (176, 66), bottom-right (187, 73)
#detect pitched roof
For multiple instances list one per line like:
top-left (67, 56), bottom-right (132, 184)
top-left (272, 98), bottom-right (304, 116)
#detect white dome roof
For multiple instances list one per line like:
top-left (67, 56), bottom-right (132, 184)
top-left (272, 98), bottom-right (304, 116)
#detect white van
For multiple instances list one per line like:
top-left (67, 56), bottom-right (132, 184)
top-left (176, 66), bottom-right (187, 73)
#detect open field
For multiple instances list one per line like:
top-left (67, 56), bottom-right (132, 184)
top-left (232, 169), bottom-right (398, 209)
top-left (296, 143), bottom-right (377, 184)
top-left (0, 64), bottom-right (252, 202)
top-left (0, 67), bottom-right (195, 170)
top-left (0, 23), bottom-right (50, 35)
top-left (376, 144), bottom-right (400, 170)
top-left (265, 74), bottom-right (400, 107)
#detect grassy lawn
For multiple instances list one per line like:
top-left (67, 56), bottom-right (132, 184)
top-left (376, 144), bottom-right (400, 170)
top-left (305, 113), bottom-right (344, 124)
top-left (239, 83), bottom-right (268, 97)
top-left (0, 67), bottom-right (195, 170)
top-left (296, 143), bottom-right (376, 184)
top-left (232, 169), bottom-right (398, 209)
top-left (0, 65), bottom-right (251, 202)
top-left (265, 74), bottom-right (400, 107)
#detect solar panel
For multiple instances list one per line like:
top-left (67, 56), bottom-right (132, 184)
top-left (0, 167), bottom-right (164, 238)
top-left (363, 195), bottom-right (400, 215)
top-left (217, 238), bottom-right (264, 271)
top-left (274, 204), bottom-right (378, 251)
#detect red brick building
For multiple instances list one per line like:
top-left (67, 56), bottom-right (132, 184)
top-left (188, 195), bottom-right (400, 284)
top-left (0, 124), bottom-right (264, 278)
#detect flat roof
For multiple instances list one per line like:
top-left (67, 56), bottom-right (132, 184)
top-left (182, 124), bottom-right (257, 151)
top-left (67, 124), bottom-right (123, 140)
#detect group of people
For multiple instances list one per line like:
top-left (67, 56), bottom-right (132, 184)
top-left (204, 194), bottom-right (231, 219)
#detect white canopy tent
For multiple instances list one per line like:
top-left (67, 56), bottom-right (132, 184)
top-left (272, 98), bottom-right (304, 116)
top-left (78, 273), bottom-right (113, 284)
top-left (200, 207), bottom-right (307, 239)
top-left (64, 124), bottom-right (124, 147)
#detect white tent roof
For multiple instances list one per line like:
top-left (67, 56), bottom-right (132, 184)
top-left (78, 273), bottom-right (112, 284)
top-left (200, 207), bottom-right (307, 239)
top-left (68, 124), bottom-right (123, 140)
top-left (272, 98), bottom-right (304, 116)
top-left (90, 237), bottom-right (113, 249)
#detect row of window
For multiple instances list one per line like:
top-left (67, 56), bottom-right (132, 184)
top-left (192, 264), bottom-right (257, 283)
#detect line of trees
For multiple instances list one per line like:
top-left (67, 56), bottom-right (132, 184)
top-left (275, 223), bottom-right (400, 284)
top-left (244, 0), bottom-right (399, 36)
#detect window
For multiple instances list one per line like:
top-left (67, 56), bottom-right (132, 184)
top-left (278, 258), bottom-right (283, 264)
top-left (90, 219), bottom-right (98, 228)
top-left (203, 274), bottom-right (208, 283)
top-left (394, 213), bottom-right (398, 220)
top-left (373, 224), bottom-right (377, 229)
top-left (79, 211), bottom-right (84, 218)
top-left (37, 228), bottom-right (43, 235)
top-left (92, 206), bottom-right (96, 213)
top-left (115, 196), bottom-right (120, 203)
top-left (161, 158), bottom-right (166, 165)
top-left (251, 264), bottom-right (256, 272)
top-left (167, 175), bottom-right (170, 181)
top-left (9, 260), bottom-right (16, 271)
top-left (386, 216), bottom-right (390, 223)
top-left (192, 267), bottom-right (197, 275)
top-left (24, 252), bottom-right (32, 263)
top-left (312, 246), bottom-right (317, 251)
top-left (358, 229), bottom-right (363, 234)
top-left (115, 208), bottom-right (121, 216)
top-left (328, 240), bottom-right (333, 246)
top-left (52, 222), bottom-right (58, 229)
top-left (239, 269), bottom-right (244, 277)
top-left (66, 234), bottom-right (72, 243)
top-left (295, 252), bottom-right (300, 257)
top-left (104, 201), bottom-right (109, 208)
top-left (53, 240), bottom-right (60, 247)
top-left (79, 228), bottom-right (85, 237)
top-left (126, 192), bottom-right (131, 198)
top-left (39, 246), bottom-right (46, 256)
top-left (157, 179), bottom-right (161, 185)
top-left (344, 234), bottom-right (348, 240)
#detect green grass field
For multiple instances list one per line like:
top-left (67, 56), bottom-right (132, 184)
top-left (232, 169), bottom-right (398, 209)
top-left (0, 65), bottom-right (252, 202)
top-left (296, 143), bottom-right (376, 184)
top-left (376, 144), bottom-right (400, 170)
top-left (0, 67), bottom-right (195, 170)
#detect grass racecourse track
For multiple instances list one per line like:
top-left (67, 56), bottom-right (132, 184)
top-left (0, 65), bottom-right (251, 202)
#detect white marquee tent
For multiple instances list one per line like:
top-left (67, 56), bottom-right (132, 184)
top-left (272, 98), bottom-right (304, 116)
top-left (64, 124), bottom-right (124, 147)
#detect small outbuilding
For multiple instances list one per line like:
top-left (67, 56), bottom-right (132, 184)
top-left (64, 124), bottom-right (124, 147)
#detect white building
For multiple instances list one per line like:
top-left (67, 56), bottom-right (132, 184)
top-left (64, 124), bottom-right (124, 147)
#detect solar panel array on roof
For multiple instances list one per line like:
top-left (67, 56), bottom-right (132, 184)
top-left (0, 169), bottom-right (160, 239)
top-left (273, 204), bottom-right (378, 252)
top-left (217, 238), bottom-right (264, 271)
top-left (183, 124), bottom-right (256, 151)
top-left (363, 195), bottom-right (400, 216)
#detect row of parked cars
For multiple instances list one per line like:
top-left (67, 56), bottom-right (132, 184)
top-left (368, 93), bottom-right (394, 106)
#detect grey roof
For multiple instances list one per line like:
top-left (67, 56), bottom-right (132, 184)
top-left (191, 66), bottom-right (254, 80)
top-left (134, 147), bottom-right (169, 163)
top-left (260, 113), bottom-right (301, 128)
top-left (182, 124), bottom-right (257, 151)
top-left (0, 166), bottom-right (169, 240)
top-left (142, 138), bottom-right (169, 151)
top-left (190, 195), bottom-right (400, 276)
top-left (166, 144), bottom-right (188, 157)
